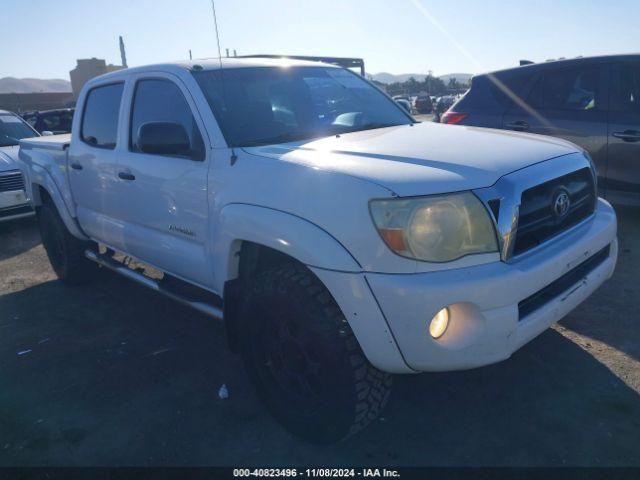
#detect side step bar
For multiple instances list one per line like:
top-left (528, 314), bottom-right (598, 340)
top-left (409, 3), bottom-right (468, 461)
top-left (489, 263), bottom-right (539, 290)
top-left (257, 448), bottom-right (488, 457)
top-left (85, 250), bottom-right (224, 320)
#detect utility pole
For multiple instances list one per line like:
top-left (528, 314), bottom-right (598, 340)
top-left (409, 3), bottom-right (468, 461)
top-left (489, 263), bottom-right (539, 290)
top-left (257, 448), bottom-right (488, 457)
top-left (189, 50), bottom-right (193, 60)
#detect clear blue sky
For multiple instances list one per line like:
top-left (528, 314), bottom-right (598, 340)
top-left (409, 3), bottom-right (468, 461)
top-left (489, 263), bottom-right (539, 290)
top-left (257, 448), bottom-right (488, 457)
top-left (2, 0), bottom-right (639, 80)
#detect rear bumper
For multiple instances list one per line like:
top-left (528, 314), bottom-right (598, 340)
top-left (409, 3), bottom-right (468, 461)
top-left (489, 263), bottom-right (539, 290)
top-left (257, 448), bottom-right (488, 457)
top-left (364, 198), bottom-right (617, 372)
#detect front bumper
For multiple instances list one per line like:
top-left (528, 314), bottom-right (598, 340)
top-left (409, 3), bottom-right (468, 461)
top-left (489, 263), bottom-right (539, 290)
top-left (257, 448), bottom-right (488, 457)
top-left (0, 190), bottom-right (33, 222)
top-left (364, 198), bottom-right (617, 372)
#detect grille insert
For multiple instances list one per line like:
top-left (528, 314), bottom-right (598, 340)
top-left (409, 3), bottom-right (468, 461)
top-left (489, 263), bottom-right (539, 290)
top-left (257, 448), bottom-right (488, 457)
top-left (514, 168), bottom-right (595, 256)
top-left (0, 171), bottom-right (26, 192)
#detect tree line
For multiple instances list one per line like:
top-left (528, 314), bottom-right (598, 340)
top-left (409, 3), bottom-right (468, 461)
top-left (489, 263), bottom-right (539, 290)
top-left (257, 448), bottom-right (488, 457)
top-left (373, 75), bottom-right (470, 96)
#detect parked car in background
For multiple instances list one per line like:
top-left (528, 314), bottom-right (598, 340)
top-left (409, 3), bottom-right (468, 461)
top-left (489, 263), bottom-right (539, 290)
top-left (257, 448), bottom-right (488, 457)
top-left (394, 97), bottom-right (412, 113)
top-left (444, 54), bottom-right (640, 205)
top-left (22, 108), bottom-right (75, 134)
top-left (412, 95), bottom-right (433, 114)
top-left (20, 58), bottom-right (617, 443)
top-left (0, 110), bottom-right (37, 221)
top-left (433, 95), bottom-right (457, 122)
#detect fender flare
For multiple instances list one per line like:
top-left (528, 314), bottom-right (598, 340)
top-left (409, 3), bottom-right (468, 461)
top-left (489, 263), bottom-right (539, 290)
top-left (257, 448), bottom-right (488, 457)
top-left (29, 164), bottom-right (88, 240)
top-left (216, 203), bottom-right (412, 373)
top-left (214, 203), bottom-right (361, 287)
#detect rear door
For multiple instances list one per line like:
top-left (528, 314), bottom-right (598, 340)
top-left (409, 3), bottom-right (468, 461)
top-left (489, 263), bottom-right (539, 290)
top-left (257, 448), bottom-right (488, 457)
top-left (502, 63), bottom-right (609, 185)
top-left (68, 82), bottom-right (126, 247)
top-left (114, 73), bottom-right (212, 288)
top-left (606, 60), bottom-right (640, 202)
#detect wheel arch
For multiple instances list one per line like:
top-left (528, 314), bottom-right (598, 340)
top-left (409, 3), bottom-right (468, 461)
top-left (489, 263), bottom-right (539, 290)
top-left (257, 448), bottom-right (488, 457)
top-left (217, 204), bottom-right (411, 373)
top-left (215, 203), bottom-right (361, 288)
top-left (217, 203), bottom-right (360, 352)
top-left (31, 173), bottom-right (88, 241)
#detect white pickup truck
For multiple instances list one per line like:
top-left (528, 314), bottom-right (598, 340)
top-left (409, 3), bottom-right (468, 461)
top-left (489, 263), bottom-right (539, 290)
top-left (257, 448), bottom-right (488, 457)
top-left (20, 58), bottom-right (618, 443)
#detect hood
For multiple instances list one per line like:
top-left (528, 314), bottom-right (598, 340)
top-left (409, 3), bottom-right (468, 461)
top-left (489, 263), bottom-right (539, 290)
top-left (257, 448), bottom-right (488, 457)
top-left (243, 122), bottom-right (579, 196)
top-left (0, 146), bottom-right (20, 172)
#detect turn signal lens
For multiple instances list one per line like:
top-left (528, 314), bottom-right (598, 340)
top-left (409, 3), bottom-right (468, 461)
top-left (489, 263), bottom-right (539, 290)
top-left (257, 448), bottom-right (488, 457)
top-left (379, 228), bottom-right (406, 251)
top-left (429, 307), bottom-right (450, 339)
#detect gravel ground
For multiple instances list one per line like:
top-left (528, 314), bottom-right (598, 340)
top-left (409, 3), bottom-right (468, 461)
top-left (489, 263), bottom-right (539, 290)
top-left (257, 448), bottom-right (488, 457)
top-left (0, 206), bottom-right (638, 467)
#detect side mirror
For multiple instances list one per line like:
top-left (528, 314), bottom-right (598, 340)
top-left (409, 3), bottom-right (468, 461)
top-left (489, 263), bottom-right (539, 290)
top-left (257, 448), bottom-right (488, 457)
top-left (41, 131), bottom-right (54, 136)
top-left (137, 122), bottom-right (192, 156)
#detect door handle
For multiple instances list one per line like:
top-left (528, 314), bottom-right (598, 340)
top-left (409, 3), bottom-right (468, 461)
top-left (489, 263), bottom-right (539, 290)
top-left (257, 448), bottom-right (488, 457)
top-left (118, 171), bottom-right (136, 181)
top-left (70, 163), bottom-right (83, 170)
top-left (612, 130), bottom-right (640, 142)
top-left (505, 121), bottom-right (530, 132)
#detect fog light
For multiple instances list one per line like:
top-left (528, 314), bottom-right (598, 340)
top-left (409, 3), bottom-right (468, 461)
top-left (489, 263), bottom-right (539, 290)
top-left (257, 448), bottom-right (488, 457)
top-left (429, 307), bottom-right (449, 339)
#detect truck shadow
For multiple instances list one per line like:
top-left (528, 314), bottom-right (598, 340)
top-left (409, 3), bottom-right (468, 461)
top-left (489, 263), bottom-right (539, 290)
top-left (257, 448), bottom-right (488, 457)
top-left (0, 216), bottom-right (40, 261)
top-left (0, 273), bottom-right (639, 466)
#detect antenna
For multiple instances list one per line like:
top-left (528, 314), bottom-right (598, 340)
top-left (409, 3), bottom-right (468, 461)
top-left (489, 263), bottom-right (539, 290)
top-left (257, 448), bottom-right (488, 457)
top-left (210, 0), bottom-right (224, 68)
top-left (210, 0), bottom-right (237, 164)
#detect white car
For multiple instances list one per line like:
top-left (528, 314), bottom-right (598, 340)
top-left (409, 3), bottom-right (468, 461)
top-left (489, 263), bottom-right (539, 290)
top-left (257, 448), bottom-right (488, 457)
top-left (19, 58), bottom-right (617, 443)
top-left (0, 110), bottom-right (37, 222)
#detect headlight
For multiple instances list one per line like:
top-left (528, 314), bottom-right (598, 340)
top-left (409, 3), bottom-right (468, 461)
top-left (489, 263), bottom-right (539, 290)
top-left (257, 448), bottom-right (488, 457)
top-left (369, 192), bottom-right (498, 262)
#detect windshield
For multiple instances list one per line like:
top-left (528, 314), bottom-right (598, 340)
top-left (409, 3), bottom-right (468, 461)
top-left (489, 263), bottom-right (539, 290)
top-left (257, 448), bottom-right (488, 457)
top-left (0, 113), bottom-right (39, 147)
top-left (193, 66), bottom-right (412, 147)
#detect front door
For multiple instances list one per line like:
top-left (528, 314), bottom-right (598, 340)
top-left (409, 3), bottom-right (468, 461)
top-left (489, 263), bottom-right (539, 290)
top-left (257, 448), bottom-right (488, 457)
top-left (503, 63), bottom-right (608, 185)
top-left (114, 74), bottom-right (212, 288)
top-left (607, 61), bottom-right (640, 203)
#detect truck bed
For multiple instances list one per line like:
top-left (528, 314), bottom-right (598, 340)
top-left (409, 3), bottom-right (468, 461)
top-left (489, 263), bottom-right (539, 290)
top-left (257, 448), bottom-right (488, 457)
top-left (20, 133), bottom-right (71, 151)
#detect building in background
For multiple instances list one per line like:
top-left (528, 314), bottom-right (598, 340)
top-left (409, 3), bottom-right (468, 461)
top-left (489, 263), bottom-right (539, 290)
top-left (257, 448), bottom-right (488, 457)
top-left (69, 58), bottom-right (124, 99)
top-left (1, 49), bottom-right (127, 113)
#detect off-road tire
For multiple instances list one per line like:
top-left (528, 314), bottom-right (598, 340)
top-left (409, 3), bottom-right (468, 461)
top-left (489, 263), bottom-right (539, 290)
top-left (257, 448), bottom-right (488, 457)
top-left (38, 202), bottom-right (94, 285)
top-left (238, 264), bottom-right (393, 444)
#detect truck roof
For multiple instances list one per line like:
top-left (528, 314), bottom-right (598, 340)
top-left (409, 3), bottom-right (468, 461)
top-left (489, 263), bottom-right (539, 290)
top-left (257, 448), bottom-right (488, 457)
top-left (93, 57), bottom-right (340, 83)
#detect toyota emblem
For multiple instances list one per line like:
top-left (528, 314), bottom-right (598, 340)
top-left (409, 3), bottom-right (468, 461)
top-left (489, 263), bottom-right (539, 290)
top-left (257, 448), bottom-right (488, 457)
top-left (552, 189), bottom-right (571, 218)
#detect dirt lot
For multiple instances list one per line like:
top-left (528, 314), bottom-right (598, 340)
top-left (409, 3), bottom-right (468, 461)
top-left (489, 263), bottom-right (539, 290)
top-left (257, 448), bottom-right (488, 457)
top-left (0, 206), bottom-right (639, 467)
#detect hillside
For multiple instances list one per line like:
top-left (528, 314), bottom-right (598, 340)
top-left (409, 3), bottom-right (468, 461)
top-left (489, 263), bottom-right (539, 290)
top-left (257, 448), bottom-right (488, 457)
top-left (0, 77), bottom-right (72, 94)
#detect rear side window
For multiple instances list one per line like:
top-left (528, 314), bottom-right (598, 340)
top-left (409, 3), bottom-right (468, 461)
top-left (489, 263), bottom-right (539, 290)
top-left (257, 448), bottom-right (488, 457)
top-left (611, 62), bottom-right (640, 113)
top-left (129, 78), bottom-right (204, 160)
top-left (528, 66), bottom-right (599, 111)
top-left (81, 83), bottom-right (124, 149)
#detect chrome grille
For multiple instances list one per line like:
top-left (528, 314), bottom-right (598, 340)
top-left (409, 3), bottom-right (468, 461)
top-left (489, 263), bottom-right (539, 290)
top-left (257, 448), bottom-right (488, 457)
top-left (0, 171), bottom-right (26, 192)
top-left (513, 167), bottom-right (596, 256)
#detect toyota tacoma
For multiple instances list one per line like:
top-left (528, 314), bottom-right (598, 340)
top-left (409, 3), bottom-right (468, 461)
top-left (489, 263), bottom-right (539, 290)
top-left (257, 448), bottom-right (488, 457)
top-left (19, 58), bottom-right (618, 443)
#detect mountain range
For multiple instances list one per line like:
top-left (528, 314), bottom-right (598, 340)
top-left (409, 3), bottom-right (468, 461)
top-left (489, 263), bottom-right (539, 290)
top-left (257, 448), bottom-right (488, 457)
top-left (371, 72), bottom-right (473, 84)
top-left (0, 77), bottom-right (72, 94)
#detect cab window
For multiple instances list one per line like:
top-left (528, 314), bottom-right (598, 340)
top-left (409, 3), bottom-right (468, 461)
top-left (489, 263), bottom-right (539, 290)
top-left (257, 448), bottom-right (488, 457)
top-left (81, 83), bottom-right (124, 149)
top-left (129, 79), bottom-right (204, 160)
